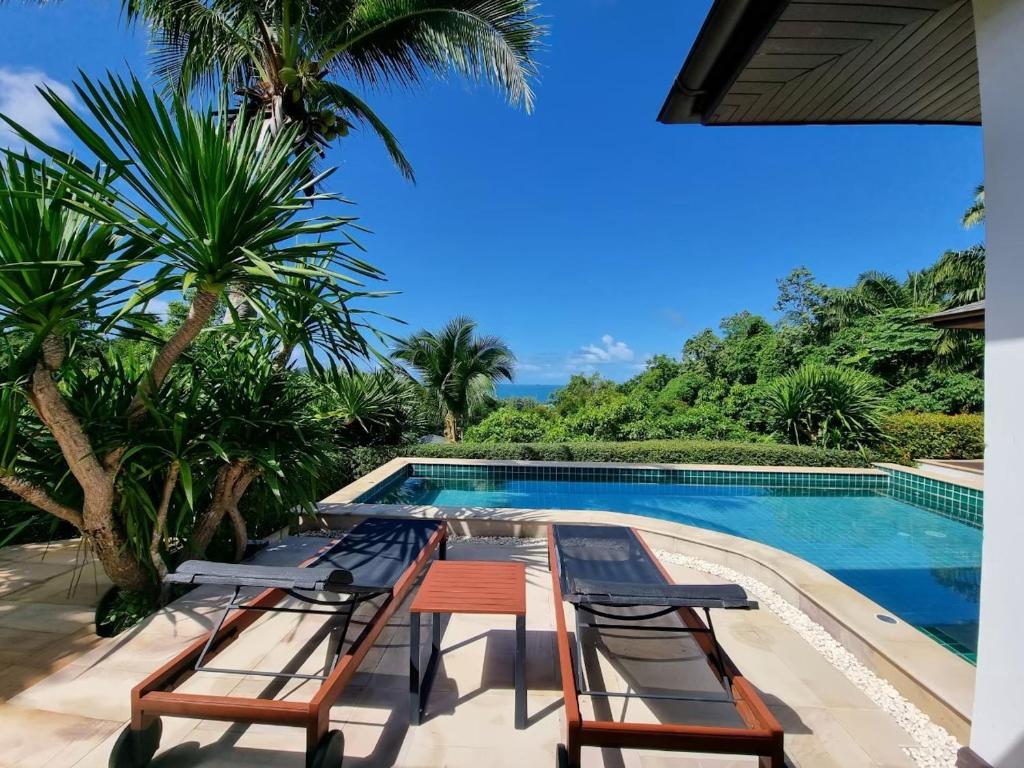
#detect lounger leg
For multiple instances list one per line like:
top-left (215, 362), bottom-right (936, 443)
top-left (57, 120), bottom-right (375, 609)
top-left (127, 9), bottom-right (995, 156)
top-left (432, 611), bottom-right (441, 659)
top-left (566, 731), bottom-right (582, 768)
top-left (759, 736), bottom-right (785, 768)
top-left (515, 613), bottom-right (526, 729)
top-left (409, 611), bottom-right (422, 725)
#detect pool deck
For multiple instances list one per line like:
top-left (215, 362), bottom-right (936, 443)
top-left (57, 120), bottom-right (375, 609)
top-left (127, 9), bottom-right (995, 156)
top-left (319, 458), bottom-right (977, 743)
top-left (0, 539), bottom-right (109, 703)
top-left (0, 535), bottom-right (929, 768)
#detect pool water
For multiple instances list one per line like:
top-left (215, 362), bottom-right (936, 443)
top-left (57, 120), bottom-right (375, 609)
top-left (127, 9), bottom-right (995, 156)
top-left (373, 478), bottom-right (982, 660)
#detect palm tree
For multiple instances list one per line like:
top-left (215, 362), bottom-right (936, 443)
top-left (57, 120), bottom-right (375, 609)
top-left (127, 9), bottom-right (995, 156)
top-left (317, 367), bottom-right (427, 445)
top-left (393, 317), bottom-right (514, 442)
top-left (962, 184), bottom-right (985, 229)
top-left (0, 73), bottom-right (378, 590)
top-left (124, 0), bottom-right (544, 180)
top-left (819, 270), bottom-right (935, 329)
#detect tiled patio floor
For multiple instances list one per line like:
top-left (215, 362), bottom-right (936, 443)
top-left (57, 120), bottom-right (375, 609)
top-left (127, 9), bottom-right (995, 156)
top-left (0, 539), bottom-right (109, 702)
top-left (0, 536), bottom-right (922, 767)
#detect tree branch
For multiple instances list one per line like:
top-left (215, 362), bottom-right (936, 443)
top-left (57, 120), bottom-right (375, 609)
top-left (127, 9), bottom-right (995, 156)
top-left (0, 474), bottom-right (84, 529)
top-left (29, 345), bottom-right (109, 493)
top-left (128, 288), bottom-right (220, 421)
top-left (273, 342), bottom-right (295, 371)
top-left (150, 461), bottom-right (179, 586)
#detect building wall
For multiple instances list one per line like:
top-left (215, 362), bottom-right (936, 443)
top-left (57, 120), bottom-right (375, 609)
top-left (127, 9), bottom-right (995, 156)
top-left (969, 0), bottom-right (1024, 764)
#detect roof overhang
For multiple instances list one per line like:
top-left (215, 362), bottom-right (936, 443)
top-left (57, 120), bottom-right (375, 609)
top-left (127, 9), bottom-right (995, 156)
top-left (659, 0), bottom-right (981, 126)
top-left (917, 299), bottom-right (985, 330)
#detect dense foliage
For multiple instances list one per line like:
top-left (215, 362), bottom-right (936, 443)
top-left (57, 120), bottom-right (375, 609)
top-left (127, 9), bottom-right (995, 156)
top-left (405, 440), bottom-right (870, 467)
top-left (463, 230), bottom-right (985, 457)
top-left (0, 0), bottom-right (545, 601)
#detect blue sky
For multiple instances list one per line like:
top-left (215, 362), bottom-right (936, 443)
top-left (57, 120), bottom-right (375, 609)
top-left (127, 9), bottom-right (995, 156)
top-left (1, 1), bottom-right (984, 382)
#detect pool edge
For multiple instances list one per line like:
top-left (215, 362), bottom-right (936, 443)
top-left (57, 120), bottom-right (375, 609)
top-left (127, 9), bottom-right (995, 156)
top-left (316, 457), bottom-right (976, 743)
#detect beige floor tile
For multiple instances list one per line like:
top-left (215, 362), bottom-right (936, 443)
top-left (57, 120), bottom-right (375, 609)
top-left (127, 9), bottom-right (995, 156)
top-left (0, 560), bottom-right (77, 599)
top-left (5, 567), bottom-right (112, 606)
top-left (0, 601), bottom-right (95, 633)
top-left (0, 536), bottom-right (941, 768)
top-left (0, 704), bottom-right (122, 768)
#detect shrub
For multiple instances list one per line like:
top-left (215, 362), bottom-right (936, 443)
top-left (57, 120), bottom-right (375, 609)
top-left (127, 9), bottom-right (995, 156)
top-left (765, 364), bottom-right (884, 449)
top-left (318, 439), bottom-right (874, 499)
top-left (876, 413), bottom-right (984, 464)
top-left (464, 407), bottom-right (555, 443)
top-left (403, 440), bottom-right (869, 468)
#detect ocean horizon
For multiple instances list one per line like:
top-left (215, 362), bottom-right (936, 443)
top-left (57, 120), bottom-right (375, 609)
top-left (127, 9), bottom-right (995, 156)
top-left (495, 383), bottom-right (563, 402)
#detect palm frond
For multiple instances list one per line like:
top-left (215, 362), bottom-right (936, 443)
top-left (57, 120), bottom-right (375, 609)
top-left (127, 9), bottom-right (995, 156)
top-left (962, 184), bottom-right (985, 229)
top-left (312, 81), bottom-right (415, 180)
top-left (322, 0), bottom-right (543, 111)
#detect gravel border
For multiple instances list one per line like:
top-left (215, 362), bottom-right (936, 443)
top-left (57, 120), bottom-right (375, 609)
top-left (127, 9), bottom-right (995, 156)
top-left (304, 531), bottom-right (960, 767)
top-left (455, 534), bottom-right (961, 768)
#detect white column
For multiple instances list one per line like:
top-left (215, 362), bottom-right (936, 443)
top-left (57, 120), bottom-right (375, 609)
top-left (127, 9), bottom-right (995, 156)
top-left (969, 0), bottom-right (1024, 765)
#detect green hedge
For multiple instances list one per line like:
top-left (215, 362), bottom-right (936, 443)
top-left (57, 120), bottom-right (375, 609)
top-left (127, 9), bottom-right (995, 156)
top-left (329, 440), bottom-right (872, 480)
top-left (876, 413), bottom-right (984, 465)
top-left (404, 440), bottom-right (869, 467)
top-left (323, 420), bottom-right (983, 498)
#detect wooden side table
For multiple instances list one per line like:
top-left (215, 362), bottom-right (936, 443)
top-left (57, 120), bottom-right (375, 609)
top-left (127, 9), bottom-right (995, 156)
top-left (408, 560), bottom-right (527, 729)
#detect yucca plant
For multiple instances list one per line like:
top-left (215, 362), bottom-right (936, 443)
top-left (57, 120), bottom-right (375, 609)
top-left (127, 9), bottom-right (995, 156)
top-left (393, 316), bottom-right (514, 442)
top-left (317, 366), bottom-right (428, 445)
top-left (183, 334), bottom-right (337, 559)
top-left (0, 73), bottom-right (380, 591)
top-left (765, 364), bottom-right (885, 450)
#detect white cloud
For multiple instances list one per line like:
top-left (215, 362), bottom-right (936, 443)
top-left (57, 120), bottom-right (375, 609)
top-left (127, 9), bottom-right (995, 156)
top-left (571, 334), bottom-right (635, 365)
top-left (0, 67), bottom-right (76, 149)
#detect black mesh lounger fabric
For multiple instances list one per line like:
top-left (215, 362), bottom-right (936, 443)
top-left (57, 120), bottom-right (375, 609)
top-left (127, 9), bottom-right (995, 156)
top-left (166, 517), bottom-right (440, 595)
top-left (553, 524), bottom-right (756, 609)
top-left (166, 561), bottom-right (353, 592)
top-left (309, 517), bottom-right (441, 594)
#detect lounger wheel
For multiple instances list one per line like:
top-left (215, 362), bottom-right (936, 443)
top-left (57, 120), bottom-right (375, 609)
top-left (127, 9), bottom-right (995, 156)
top-left (556, 743), bottom-right (571, 768)
top-left (307, 729), bottom-right (344, 768)
top-left (109, 718), bottom-right (162, 768)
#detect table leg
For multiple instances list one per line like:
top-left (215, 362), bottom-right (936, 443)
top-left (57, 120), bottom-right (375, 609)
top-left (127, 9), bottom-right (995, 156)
top-left (409, 612), bottom-right (421, 725)
top-left (515, 614), bottom-right (526, 729)
top-left (433, 612), bottom-right (441, 660)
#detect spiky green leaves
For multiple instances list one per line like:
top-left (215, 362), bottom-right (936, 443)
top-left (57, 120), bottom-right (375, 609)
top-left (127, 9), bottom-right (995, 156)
top-left (765, 363), bottom-right (884, 450)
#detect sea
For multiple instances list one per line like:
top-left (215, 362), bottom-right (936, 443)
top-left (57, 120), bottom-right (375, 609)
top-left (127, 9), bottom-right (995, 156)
top-left (495, 383), bottom-right (562, 403)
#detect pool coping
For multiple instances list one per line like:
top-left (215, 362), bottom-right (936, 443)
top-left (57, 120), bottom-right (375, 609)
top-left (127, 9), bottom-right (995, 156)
top-left (874, 462), bottom-right (984, 492)
top-left (316, 457), bottom-right (976, 743)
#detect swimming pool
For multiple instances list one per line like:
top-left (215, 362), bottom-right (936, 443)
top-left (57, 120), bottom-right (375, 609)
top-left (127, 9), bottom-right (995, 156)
top-left (364, 467), bottom-right (983, 661)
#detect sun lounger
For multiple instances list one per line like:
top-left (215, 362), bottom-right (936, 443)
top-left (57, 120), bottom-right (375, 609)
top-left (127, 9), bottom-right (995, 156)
top-left (110, 517), bottom-right (446, 768)
top-left (548, 523), bottom-right (784, 767)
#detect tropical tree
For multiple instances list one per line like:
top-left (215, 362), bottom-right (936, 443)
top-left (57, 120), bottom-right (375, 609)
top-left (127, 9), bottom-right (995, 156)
top-left (962, 184), bottom-right (985, 229)
top-left (765, 363), bottom-right (885, 449)
top-left (393, 316), bottom-right (514, 442)
top-left (124, 0), bottom-right (544, 180)
top-left (818, 270), bottom-right (937, 330)
top-left (317, 366), bottom-right (427, 446)
top-left (0, 73), bottom-right (379, 591)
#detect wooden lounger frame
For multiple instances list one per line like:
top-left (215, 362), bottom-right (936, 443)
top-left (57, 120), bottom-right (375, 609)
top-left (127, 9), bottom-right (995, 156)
top-left (547, 523), bottom-right (784, 767)
top-left (128, 522), bottom-right (447, 760)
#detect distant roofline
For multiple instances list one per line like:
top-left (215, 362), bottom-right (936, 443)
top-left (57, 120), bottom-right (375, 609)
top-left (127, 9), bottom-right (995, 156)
top-left (917, 300), bottom-right (985, 330)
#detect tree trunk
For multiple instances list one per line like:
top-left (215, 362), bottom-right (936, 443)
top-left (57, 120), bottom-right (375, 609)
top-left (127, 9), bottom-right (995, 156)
top-left (84, 500), bottom-right (153, 592)
top-left (443, 413), bottom-right (460, 443)
top-left (27, 337), bottom-right (153, 592)
top-left (130, 289), bottom-right (219, 420)
top-left (221, 285), bottom-right (254, 324)
top-left (189, 461), bottom-right (256, 560)
top-left (227, 505), bottom-right (249, 563)
top-left (273, 343), bottom-right (295, 371)
top-left (151, 462), bottom-right (179, 602)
